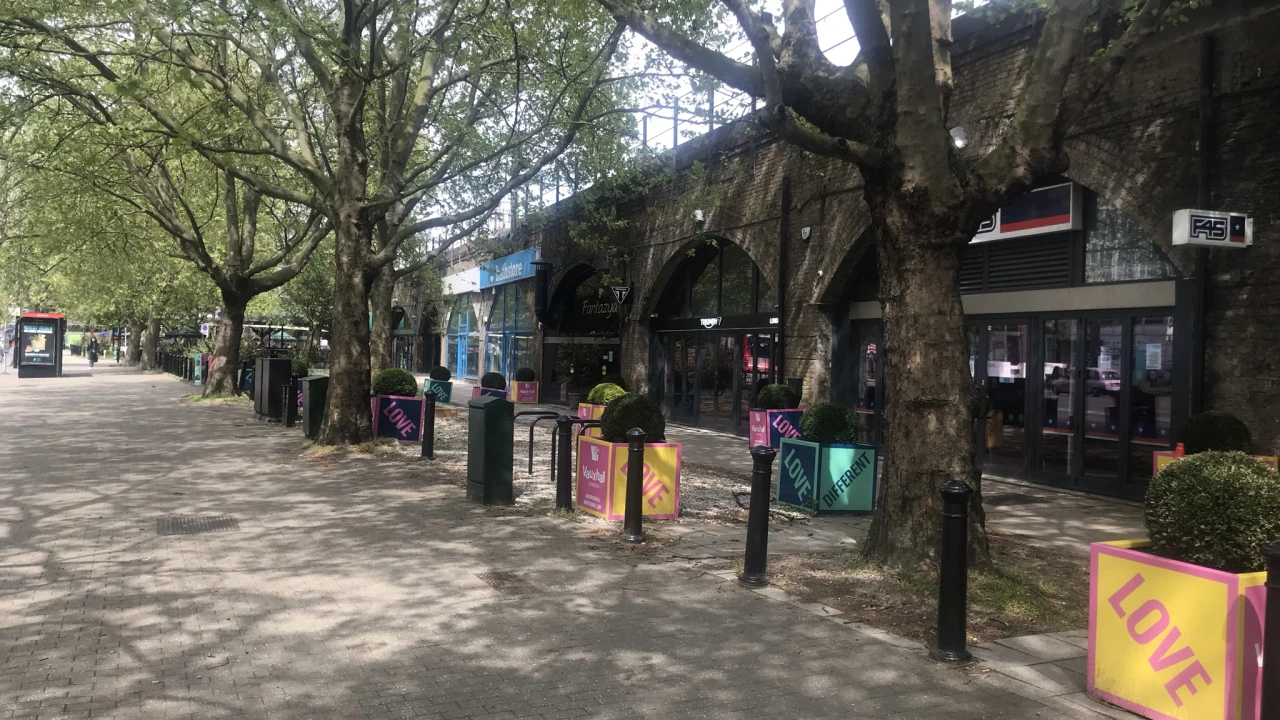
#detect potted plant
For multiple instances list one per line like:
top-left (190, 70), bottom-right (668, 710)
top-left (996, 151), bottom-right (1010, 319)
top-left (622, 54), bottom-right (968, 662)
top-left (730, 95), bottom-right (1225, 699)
top-left (512, 367), bottom-right (538, 403)
top-left (472, 371), bottom-right (508, 399)
top-left (1152, 411), bottom-right (1279, 473)
top-left (578, 382), bottom-right (627, 437)
top-left (565, 371), bottom-right (593, 411)
top-left (424, 365), bottom-right (452, 404)
top-left (370, 368), bottom-right (426, 441)
top-left (1088, 451), bottom-right (1278, 720)
top-left (576, 394), bottom-right (681, 520)
top-left (748, 383), bottom-right (804, 450)
top-left (776, 403), bottom-right (877, 514)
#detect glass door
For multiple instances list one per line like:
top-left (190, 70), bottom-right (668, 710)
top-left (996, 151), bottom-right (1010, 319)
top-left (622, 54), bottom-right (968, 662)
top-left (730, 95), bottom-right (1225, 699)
top-left (1082, 319), bottom-right (1124, 479)
top-left (1040, 318), bottom-right (1079, 476)
top-left (984, 322), bottom-right (1029, 474)
top-left (669, 334), bottom-right (697, 425)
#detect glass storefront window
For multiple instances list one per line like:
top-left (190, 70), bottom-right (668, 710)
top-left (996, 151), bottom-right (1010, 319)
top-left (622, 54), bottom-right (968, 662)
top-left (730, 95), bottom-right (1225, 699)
top-left (445, 295), bottom-right (478, 378)
top-left (485, 280), bottom-right (535, 380)
top-left (985, 323), bottom-right (1028, 471)
top-left (1082, 318), bottom-right (1123, 477)
top-left (1040, 318), bottom-right (1078, 475)
top-left (1128, 316), bottom-right (1174, 484)
top-left (1086, 200), bottom-right (1177, 283)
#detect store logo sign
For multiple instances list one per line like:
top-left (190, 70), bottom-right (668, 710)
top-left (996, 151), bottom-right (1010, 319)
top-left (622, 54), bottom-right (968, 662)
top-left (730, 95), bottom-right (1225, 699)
top-left (700, 317), bottom-right (721, 329)
top-left (1173, 209), bottom-right (1252, 248)
top-left (1190, 215), bottom-right (1228, 241)
top-left (611, 286), bottom-right (630, 304)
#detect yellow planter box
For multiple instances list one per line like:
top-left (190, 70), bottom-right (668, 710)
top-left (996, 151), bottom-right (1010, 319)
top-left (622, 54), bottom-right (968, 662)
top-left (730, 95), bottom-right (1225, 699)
top-left (1089, 539), bottom-right (1266, 720)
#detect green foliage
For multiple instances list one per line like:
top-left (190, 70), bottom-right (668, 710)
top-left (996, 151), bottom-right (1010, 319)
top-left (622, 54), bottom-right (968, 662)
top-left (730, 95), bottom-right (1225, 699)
top-left (290, 358), bottom-right (309, 378)
top-left (514, 367), bottom-right (536, 382)
top-left (600, 373), bottom-right (626, 389)
top-left (599, 393), bottom-right (666, 444)
top-left (429, 366), bottom-right (452, 382)
top-left (480, 371), bottom-right (506, 390)
top-left (587, 382), bottom-right (627, 405)
top-left (799, 403), bottom-right (861, 445)
top-left (372, 369), bottom-right (418, 398)
top-left (1145, 451), bottom-right (1280, 573)
top-left (1178, 411), bottom-right (1252, 454)
top-left (755, 383), bottom-right (799, 409)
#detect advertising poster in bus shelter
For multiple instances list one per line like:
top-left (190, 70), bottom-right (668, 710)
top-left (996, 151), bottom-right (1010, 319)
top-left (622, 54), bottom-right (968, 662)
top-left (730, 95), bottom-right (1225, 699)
top-left (20, 324), bottom-right (55, 365)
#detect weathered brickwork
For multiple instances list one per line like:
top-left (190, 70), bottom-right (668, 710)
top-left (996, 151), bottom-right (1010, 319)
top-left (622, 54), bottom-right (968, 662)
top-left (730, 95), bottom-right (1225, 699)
top-left (430, 5), bottom-right (1280, 450)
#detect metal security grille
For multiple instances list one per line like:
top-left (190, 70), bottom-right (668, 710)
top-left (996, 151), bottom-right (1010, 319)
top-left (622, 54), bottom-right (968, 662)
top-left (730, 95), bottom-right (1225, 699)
top-left (476, 571), bottom-right (540, 596)
top-left (157, 515), bottom-right (241, 536)
top-left (962, 234), bottom-right (1074, 293)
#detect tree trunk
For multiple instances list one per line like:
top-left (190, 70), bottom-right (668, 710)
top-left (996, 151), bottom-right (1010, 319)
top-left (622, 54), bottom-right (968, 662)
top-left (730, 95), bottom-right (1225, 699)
top-left (317, 217), bottom-right (373, 445)
top-left (863, 216), bottom-right (990, 568)
top-left (127, 323), bottom-right (144, 365)
top-left (204, 295), bottom-right (246, 396)
top-left (139, 315), bottom-right (160, 371)
top-left (369, 263), bottom-right (395, 377)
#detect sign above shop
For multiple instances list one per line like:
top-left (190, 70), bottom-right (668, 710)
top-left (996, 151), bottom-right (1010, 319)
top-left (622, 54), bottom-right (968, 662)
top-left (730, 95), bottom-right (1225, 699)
top-left (1172, 209), bottom-right (1253, 248)
top-left (479, 248), bottom-right (539, 289)
top-left (700, 317), bottom-right (721, 329)
top-left (443, 267), bottom-right (480, 296)
top-left (611, 286), bottom-right (630, 304)
top-left (971, 182), bottom-right (1082, 244)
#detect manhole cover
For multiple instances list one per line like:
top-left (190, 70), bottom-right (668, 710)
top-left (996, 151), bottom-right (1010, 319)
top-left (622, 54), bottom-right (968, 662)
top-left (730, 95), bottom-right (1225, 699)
top-left (476, 571), bottom-right (540, 596)
top-left (157, 515), bottom-right (241, 536)
top-left (983, 493), bottom-right (1048, 507)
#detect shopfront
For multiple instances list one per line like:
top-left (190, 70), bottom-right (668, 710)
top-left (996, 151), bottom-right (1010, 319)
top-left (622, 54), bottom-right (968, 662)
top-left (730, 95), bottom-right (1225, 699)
top-left (649, 239), bottom-right (779, 435)
top-left (441, 266), bottom-right (480, 380)
top-left (480, 249), bottom-right (537, 383)
top-left (837, 184), bottom-right (1183, 498)
top-left (541, 265), bottom-right (623, 404)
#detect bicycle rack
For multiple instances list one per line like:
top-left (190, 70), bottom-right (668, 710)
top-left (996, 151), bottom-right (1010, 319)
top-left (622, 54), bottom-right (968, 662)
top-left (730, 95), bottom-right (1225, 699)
top-left (515, 411), bottom-right (561, 475)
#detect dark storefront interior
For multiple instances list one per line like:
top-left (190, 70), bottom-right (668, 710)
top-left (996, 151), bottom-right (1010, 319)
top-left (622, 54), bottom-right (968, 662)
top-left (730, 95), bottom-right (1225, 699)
top-left (542, 266), bottom-right (623, 404)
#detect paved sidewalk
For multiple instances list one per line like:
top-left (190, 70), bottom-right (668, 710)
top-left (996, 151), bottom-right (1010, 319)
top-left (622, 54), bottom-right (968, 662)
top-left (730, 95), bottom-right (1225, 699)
top-left (0, 355), bottom-right (1127, 719)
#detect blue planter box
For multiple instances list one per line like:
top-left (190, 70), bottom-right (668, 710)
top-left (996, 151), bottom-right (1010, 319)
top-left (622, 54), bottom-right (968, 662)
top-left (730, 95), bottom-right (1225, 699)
top-left (424, 379), bottom-right (452, 404)
top-left (371, 395), bottom-right (427, 442)
top-left (776, 438), bottom-right (878, 514)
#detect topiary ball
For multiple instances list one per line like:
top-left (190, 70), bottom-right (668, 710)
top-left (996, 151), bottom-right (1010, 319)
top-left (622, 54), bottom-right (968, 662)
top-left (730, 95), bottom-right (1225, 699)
top-left (291, 358), bottom-right (310, 378)
top-left (799, 403), bottom-right (860, 445)
top-left (600, 393), bottom-right (666, 444)
top-left (600, 373), bottom-right (626, 390)
top-left (756, 383), bottom-right (799, 409)
top-left (587, 382), bottom-right (627, 405)
top-left (1146, 451), bottom-right (1280, 573)
top-left (514, 367), bottom-right (536, 382)
top-left (480, 371), bottom-right (506, 390)
top-left (1178, 411), bottom-right (1252, 454)
top-left (429, 365), bottom-right (451, 382)
top-left (372, 368), bottom-right (418, 397)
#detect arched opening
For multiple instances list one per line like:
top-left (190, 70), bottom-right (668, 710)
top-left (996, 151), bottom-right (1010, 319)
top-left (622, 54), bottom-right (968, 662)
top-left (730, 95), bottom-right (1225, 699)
top-left (444, 296), bottom-right (480, 380)
top-left (651, 238), bottom-right (778, 434)
top-left (541, 265), bottom-right (623, 404)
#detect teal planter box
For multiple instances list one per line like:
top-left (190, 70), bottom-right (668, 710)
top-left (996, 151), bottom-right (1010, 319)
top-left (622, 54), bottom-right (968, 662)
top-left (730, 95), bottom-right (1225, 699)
top-left (776, 438), bottom-right (878, 514)
top-left (191, 353), bottom-right (204, 386)
top-left (425, 379), bottom-right (452, 404)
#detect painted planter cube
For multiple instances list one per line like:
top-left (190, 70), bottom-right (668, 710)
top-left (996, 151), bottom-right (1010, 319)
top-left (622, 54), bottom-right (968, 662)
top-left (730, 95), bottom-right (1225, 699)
top-left (471, 386), bottom-right (508, 400)
top-left (425, 379), bottom-right (452, 404)
top-left (1152, 451), bottom-right (1278, 474)
top-left (370, 395), bottom-right (427, 442)
top-left (575, 435), bottom-right (681, 521)
top-left (1088, 539), bottom-right (1266, 720)
top-left (577, 402), bottom-right (605, 437)
top-left (512, 381), bottom-right (539, 404)
top-left (190, 353), bottom-right (204, 386)
top-left (748, 409), bottom-right (804, 449)
top-left (775, 438), bottom-right (877, 514)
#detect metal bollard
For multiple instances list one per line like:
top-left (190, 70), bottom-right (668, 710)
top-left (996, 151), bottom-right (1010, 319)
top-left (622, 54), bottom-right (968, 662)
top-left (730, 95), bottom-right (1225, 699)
top-left (555, 415), bottom-right (573, 511)
top-left (282, 382), bottom-right (295, 427)
top-left (622, 428), bottom-right (646, 544)
top-left (934, 480), bottom-right (974, 663)
top-left (738, 445), bottom-right (777, 587)
top-left (421, 395), bottom-right (436, 459)
top-left (1261, 540), bottom-right (1280, 719)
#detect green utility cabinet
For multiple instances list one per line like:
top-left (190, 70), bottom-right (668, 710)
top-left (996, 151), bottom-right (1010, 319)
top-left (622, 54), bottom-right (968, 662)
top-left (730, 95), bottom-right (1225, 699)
top-left (466, 395), bottom-right (514, 505)
top-left (300, 375), bottom-right (329, 440)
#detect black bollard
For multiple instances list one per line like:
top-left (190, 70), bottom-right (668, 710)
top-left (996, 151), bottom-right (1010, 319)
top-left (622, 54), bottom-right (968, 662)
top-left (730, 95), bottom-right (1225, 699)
top-left (1261, 540), bottom-right (1280, 719)
top-left (282, 382), bottom-right (295, 427)
top-left (622, 428), bottom-right (646, 544)
top-left (739, 445), bottom-right (777, 587)
top-left (555, 415), bottom-right (573, 511)
top-left (421, 394), bottom-right (436, 459)
top-left (934, 480), bottom-right (974, 663)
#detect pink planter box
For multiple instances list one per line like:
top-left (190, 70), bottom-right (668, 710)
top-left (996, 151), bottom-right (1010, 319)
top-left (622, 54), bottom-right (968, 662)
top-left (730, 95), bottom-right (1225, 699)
top-left (575, 436), bottom-right (681, 520)
top-left (513, 381), bottom-right (538, 403)
top-left (470, 387), bottom-right (508, 400)
top-left (577, 402), bottom-right (605, 437)
top-left (748, 408), bottom-right (804, 449)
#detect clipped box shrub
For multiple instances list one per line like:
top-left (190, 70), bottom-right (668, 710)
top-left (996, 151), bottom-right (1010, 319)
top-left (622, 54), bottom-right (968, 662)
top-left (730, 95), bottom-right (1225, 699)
top-left (514, 367), bottom-right (536, 382)
top-left (799, 403), bottom-right (861, 445)
top-left (480, 371), bottom-right (506, 390)
top-left (428, 365), bottom-right (452, 382)
top-left (290, 357), bottom-right (310, 378)
top-left (600, 393), bottom-right (666, 443)
top-left (1145, 450), bottom-right (1280, 573)
top-left (756, 383), bottom-right (799, 409)
top-left (587, 382), bottom-right (627, 406)
top-left (1177, 411), bottom-right (1252, 454)
top-left (372, 368), bottom-right (418, 397)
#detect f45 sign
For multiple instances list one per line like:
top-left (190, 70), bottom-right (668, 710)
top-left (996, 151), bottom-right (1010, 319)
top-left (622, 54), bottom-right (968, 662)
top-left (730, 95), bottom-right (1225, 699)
top-left (1172, 209), bottom-right (1253, 248)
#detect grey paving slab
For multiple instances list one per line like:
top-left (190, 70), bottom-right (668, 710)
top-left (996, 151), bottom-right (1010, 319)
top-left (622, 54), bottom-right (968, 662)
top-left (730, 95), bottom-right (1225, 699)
top-left (0, 354), bottom-right (1128, 718)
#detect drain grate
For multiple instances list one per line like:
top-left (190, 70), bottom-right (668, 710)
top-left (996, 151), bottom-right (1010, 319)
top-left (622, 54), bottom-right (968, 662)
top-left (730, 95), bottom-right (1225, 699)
top-left (157, 515), bottom-right (241, 536)
top-left (476, 571), bottom-right (540, 596)
top-left (983, 493), bottom-right (1049, 507)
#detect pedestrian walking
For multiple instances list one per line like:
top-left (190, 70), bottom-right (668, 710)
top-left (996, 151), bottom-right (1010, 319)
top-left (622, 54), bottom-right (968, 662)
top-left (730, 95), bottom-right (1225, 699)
top-left (88, 334), bottom-right (99, 369)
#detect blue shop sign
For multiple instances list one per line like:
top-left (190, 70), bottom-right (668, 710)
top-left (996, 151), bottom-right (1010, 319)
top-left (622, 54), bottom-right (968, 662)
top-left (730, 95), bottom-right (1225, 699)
top-left (479, 248), bottom-right (539, 289)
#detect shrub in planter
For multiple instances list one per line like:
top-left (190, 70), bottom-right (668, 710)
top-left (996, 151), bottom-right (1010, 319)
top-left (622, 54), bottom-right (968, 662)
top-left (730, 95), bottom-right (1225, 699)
top-left (587, 382), bottom-right (627, 406)
top-left (424, 365), bottom-right (453, 404)
top-left (1087, 451), bottom-right (1278, 720)
top-left (1177, 411), bottom-right (1252, 454)
top-left (749, 384), bottom-right (803, 449)
top-left (372, 368), bottom-right (418, 398)
top-left (512, 367), bottom-right (538, 403)
top-left (600, 373), bottom-right (626, 390)
top-left (514, 367), bottom-right (536, 382)
top-left (480, 371), bottom-right (507, 390)
top-left (290, 357), bottom-right (310, 378)
top-left (577, 393), bottom-right (680, 521)
top-left (800, 403), bottom-right (861, 445)
top-left (1145, 451), bottom-right (1280, 573)
top-left (429, 365), bottom-right (452, 382)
